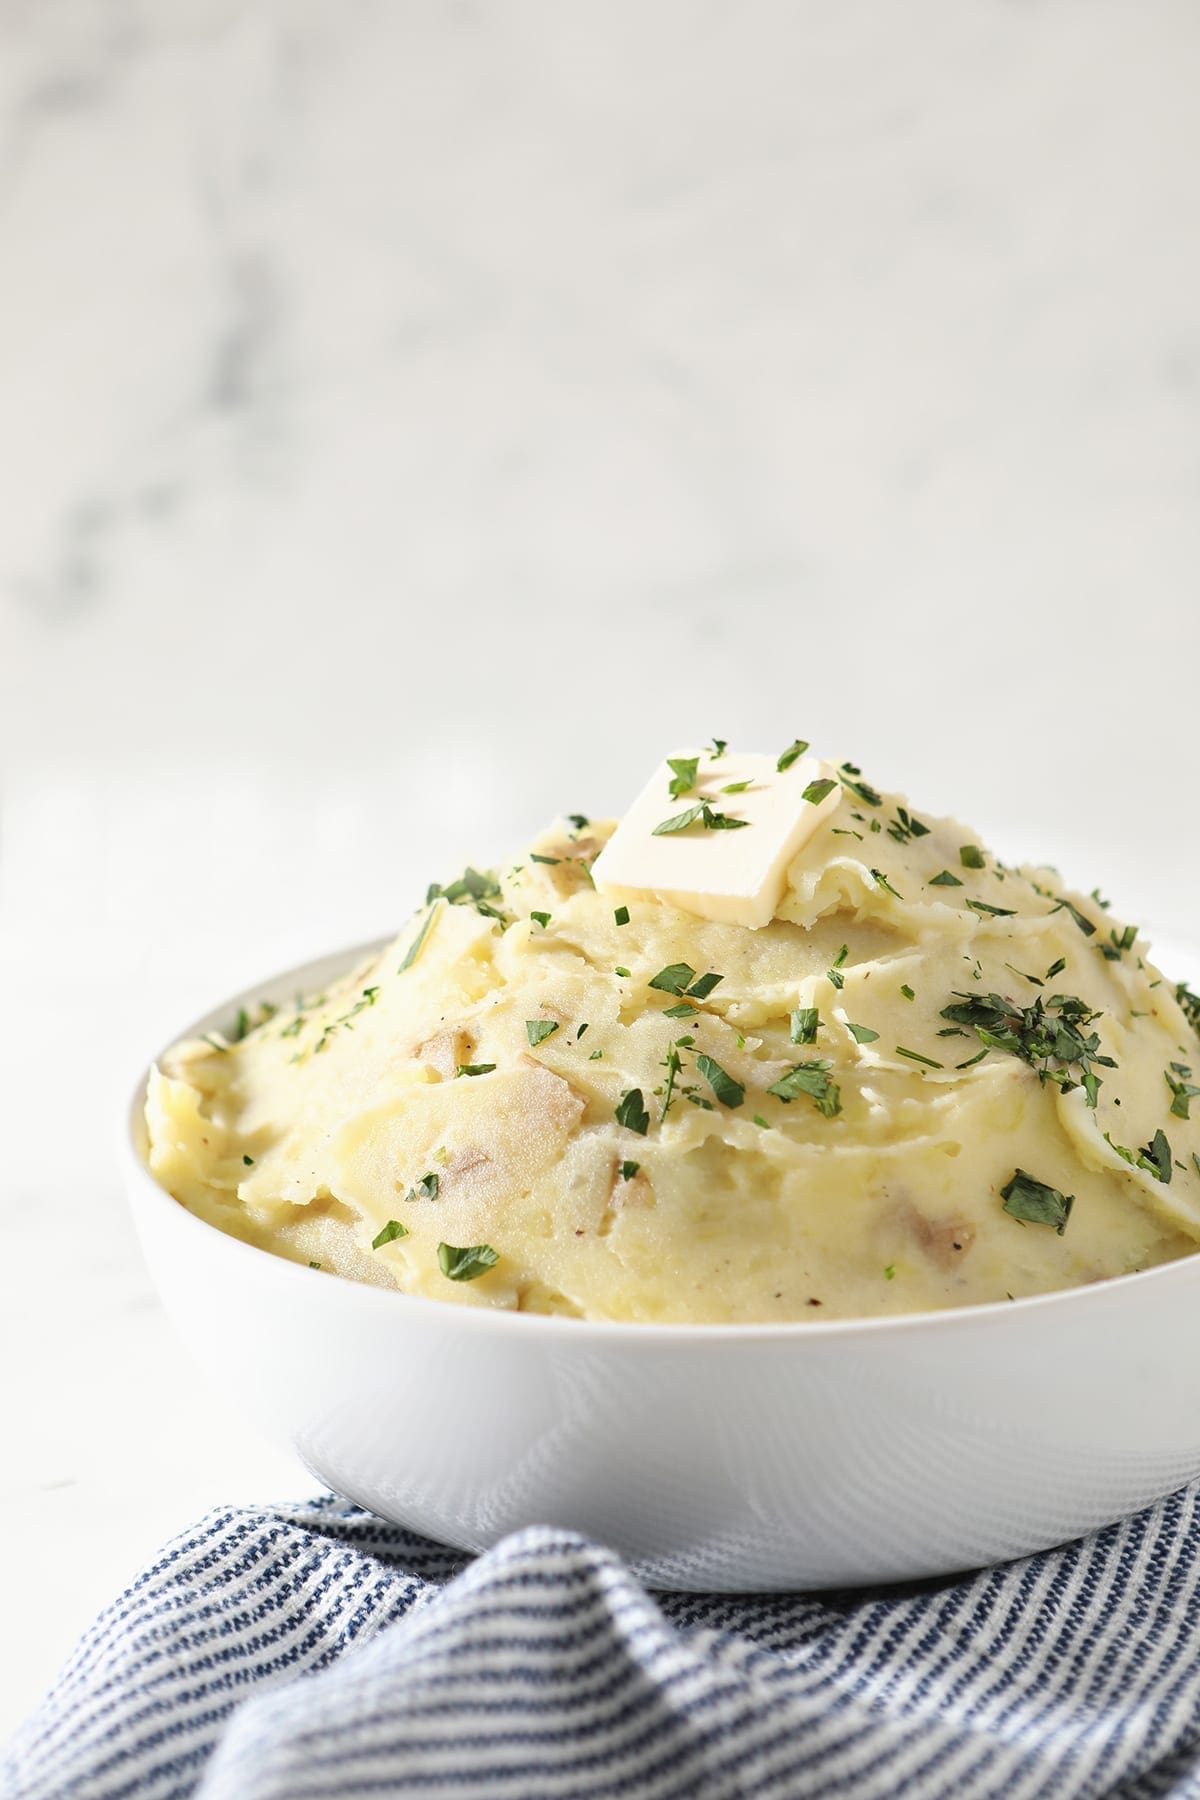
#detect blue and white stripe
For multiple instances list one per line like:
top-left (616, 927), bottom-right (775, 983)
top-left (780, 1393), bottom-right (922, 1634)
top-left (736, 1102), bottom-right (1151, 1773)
top-left (7, 1488), bottom-right (1200, 1798)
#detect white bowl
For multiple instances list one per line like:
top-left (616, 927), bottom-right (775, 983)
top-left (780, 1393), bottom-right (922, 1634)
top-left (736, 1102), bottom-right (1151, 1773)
top-left (123, 941), bottom-right (1200, 1591)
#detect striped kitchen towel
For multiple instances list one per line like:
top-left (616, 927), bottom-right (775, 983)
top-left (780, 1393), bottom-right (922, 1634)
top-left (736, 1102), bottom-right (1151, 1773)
top-left (6, 1490), bottom-right (1200, 1800)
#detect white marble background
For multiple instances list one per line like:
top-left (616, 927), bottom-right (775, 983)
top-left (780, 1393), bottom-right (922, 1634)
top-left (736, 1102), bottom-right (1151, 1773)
top-left (2, 0), bottom-right (1198, 1738)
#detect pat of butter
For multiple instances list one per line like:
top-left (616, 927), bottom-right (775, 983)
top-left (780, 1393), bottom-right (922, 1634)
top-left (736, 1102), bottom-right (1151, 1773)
top-left (592, 751), bottom-right (842, 929)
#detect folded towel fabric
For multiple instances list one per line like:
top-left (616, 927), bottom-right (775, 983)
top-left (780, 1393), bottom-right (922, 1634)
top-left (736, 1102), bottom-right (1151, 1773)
top-left (5, 1488), bottom-right (1200, 1800)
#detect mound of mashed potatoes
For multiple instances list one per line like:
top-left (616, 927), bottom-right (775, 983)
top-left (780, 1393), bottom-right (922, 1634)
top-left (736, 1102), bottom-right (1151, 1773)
top-left (145, 755), bottom-right (1200, 1322)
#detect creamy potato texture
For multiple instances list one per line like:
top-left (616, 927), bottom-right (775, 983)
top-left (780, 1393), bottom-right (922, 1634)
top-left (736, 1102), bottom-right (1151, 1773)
top-left (145, 768), bottom-right (1200, 1321)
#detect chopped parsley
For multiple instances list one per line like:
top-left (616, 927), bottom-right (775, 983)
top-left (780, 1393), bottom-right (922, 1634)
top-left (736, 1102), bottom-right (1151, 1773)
top-left (437, 1242), bottom-right (499, 1282)
top-left (1166, 1064), bottom-right (1200, 1120)
top-left (939, 988), bottom-right (1113, 1107)
top-left (695, 1054), bottom-right (745, 1109)
top-left (1142, 1128), bottom-right (1174, 1183)
top-left (847, 1022), bottom-right (880, 1044)
top-left (613, 905), bottom-right (630, 927)
top-left (398, 905), bottom-right (438, 973)
top-left (802, 776), bottom-right (838, 806)
top-left (1000, 1169), bottom-right (1074, 1234)
top-left (242, 1154), bottom-right (254, 1166)
top-left (619, 1160), bottom-right (640, 1181)
top-left (966, 898), bottom-right (1016, 918)
top-left (526, 1020), bottom-right (559, 1046)
top-left (615, 1088), bottom-right (650, 1134)
top-left (1098, 923), bottom-right (1137, 962)
top-left (839, 765), bottom-right (882, 806)
top-left (928, 870), bottom-right (963, 888)
top-left (615, 966), bottom-right (631, 978)
top-left (1051, 896), bottom-right (1096, 937)
top-left (1176, 982), bottom-right (1200, 1036)
top-left (566, 814), bottom-right (589, 830)
top-left (884, 1264), bottom-right (896, 1280)
top-left (900, 984), bottom-right (915, 1002)
top-left (895, 1046), bottom-right (943, 1069)
top-left (777, 738), bottom-right (809, 772)
top-left (666, 755), bottom-right (700, 799)
top-left (530, 911), bottom-right (551, 930)
top-left (371, 1219), bottom-right (410, 1249)
top-left (960, 845), bottom-right (985, 869)
top-left (455, 1063), bottom-right (496, 1078)
top-left (428, 865), bottom-right (507, 923)
top-left (767, 1061), bottom-right (841, 1117)
top-left (652, 801), bottom-right (750, 835)
top-left (687, 971), bottom-right (724, 1000)
top-left (887, 807), bottom-right (931, 845)
top-left (791, 1006), bottom-right (819, 1045)
top-left (648, 964), bottom-right (723, 1001)
top-left (649, 962), bottom-right (696, 996)
top-left (529, 852), bottom-right (560, 865)
top-left (871, 868), bottom-right (903, 899)
top-left (1104, 1130), bottom-right (1173, 1183)
top-left (722, 779), bottom-right (751, 793)
top-left (663, 1001), bottom-right (699, 1019)
top-left (409, 1172), bottom-right (439, 1202)
top-left (707, 738), bottom-right (728, 758)
top-left (827, 944), bottom-right (849, 990)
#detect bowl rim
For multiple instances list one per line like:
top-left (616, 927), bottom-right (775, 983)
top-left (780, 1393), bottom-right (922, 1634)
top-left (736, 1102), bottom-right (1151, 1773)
top-left (123, 933), bottom-right (1200, 1348)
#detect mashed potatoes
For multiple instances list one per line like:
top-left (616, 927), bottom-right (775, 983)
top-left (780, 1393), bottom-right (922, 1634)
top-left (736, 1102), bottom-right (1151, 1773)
top-left (145, 758), bottom-right (1200, 1321)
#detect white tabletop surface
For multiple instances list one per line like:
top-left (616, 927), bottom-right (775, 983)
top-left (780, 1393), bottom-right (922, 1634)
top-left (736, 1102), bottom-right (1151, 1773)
top-left (2, 0), bottom-right (1199, 1742)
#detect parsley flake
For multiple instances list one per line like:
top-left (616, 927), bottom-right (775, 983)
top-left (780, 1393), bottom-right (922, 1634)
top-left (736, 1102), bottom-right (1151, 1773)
top-left (649, 962), bottom-right (696, 996)
top-left (666, 755), bottom-right (700, 799)
top-left (530, 911), bottom-right (551, 930)
top-left (615, 1088), bottom-right (650, 1134)
top-left (695, 1054), bottom-right (745, 1109)
top-left (372, 1219), bottom-right (410, 1249)
top-left (802, 776), bottom-right (838, 806)
top-left (791, 1006), bottom-right (819, 1044)
top-left (896, 1046), bottom-right (943, 1069)
top-left (398, 905), bottom-right (438, 973)
top-left (777, 738), bottom-right (810, 772)
top-left (438, 1242), bottom-right (499, 1281)
top-left (1001, 1169), bottom-right (1074, 1234)
top-left (768, 1062), bottom-right (841, 1116)
top-left (839, 766), bottom-right (883, 806)
top-left (455, 1063), bottom-right (496, 1078)
top-left (613, 905), bottom-right (630, 926)
top-left (619, 1160), bottom-right (640, 1181)
top-left (687, 971), bottom-right (724, 1000)
top-left (847, 1022), bottom-right (880, 1044)
top-left (1166, 1067), bottom-right (1200, 1120)
top-left (929, 870), bottom-right (963, 888)
top-left (526, 1020), bottom-right (559, 1047)
top-left (960, 845), bottom-right (985, 869)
